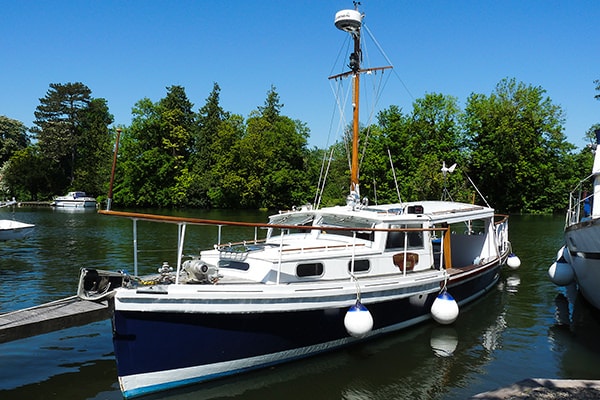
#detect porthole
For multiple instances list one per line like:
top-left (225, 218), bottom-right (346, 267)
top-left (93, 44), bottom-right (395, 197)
top-left (218, 260), bottom-right (250, 271)
top-left (348, 259), bottom-right (370, 273)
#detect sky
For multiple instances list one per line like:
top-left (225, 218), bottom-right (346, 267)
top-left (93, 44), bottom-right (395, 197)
top-left (1, 1), bottom-right (599, 150)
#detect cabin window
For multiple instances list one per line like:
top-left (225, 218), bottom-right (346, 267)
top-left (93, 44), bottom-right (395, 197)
top-left (348, 259), bottom-right (370, 273)
top-left (386, 224), bottom-right (424, 249)
top-left (218, 260), bottom-right (250, 271)
top-left (297, 263), bottom-right (324, 277)
top-left (355, 231), bottom-right (374, 241)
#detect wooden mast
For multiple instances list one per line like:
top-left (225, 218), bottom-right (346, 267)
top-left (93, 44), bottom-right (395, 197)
top-left (330, 6), bottom-right (392, 200)
top-left (350, 28), bottom-right (361, 194)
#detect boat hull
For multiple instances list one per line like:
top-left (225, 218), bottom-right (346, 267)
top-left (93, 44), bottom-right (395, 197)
top-left (52, 200), bottom-right (97, 208)
top-left (52, 191), bottom-right (97, 208)
top-left (565, 219), bottom-right (600, 310)
top-left (0, 220), bottom-right (35, 241)
top-left (113, 261), bottom-right (501, 398)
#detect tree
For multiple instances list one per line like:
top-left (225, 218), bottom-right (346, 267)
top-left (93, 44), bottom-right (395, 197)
top-left (76, 98), bottom-right (114, 197)
top-left (188, 82), bottom-right (230, 207)
top-left (2, 145), bottom-right (60, 200)
top-left (363, 105), bottom-right (410, 204)
top-left (205, 86), bottom-right (311, 209)
top-left (464, 78), bottom-right (572, 213)
top-left (159, 85), bottom-right (195, 160)
top-left (0, 116), bottom-right (30, 166)
top-left (241, 86), bottom-right (310, 209)
top-left (361, 94), bottom-right (466, 205)
top-left (206, 114), bottom-right (246, 208)
top-left (114, 86), bottom-right (196, 207)
top-left (31, 82), bottom-right (92, 189)
top-left (257, 84), bottom-right (283, 124)
top-left (194, 83), bottom-right (229, 165)
top-left (404, 93), bottom-right (466, 201)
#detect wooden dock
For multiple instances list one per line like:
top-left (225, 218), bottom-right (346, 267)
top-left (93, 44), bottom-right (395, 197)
top-left (0, 296), bottom-right (111, 344)
top-left (17, 201), bottom-right (53, 207)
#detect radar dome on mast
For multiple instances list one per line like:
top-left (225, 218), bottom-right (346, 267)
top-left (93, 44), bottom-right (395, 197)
top-left (334, 9), bottom-right (362, 33)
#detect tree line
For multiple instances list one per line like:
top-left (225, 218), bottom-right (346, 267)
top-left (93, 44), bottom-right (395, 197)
top-left (1, 78), bottom-right (598, 214)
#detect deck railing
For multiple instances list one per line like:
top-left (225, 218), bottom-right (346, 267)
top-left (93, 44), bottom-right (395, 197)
top-left (565, 173), bottom-right (595, 227)
top-left (99, 210), bottom-right (510, 283)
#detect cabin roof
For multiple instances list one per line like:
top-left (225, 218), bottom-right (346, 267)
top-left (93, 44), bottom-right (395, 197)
top-left (271, 200), bottom-right (495, 227)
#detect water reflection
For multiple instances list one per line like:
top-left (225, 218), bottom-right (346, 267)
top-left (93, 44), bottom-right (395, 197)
top-left (136, 279), bottom-right (511, 400)
top-left (430, 327), bottom-right (458, 357)
top-left (504, 274), bottom-right (521, 294)
top-left (548, 284), bottom-right (600, 380)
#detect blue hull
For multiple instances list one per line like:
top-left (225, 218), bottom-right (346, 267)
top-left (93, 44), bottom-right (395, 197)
top-left (113, 263), bottom-right (500, 398)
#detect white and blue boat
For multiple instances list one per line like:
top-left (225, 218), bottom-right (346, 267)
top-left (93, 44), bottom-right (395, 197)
top-left (549, 128), bottom-right (600, 310)
top-left (51, 191), bottom-right (97, 208)
top-left (87, 5), bottom-right (518, 398)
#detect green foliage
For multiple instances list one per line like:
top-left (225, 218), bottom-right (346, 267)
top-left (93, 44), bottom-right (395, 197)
top-left (27, 82), bottom-right (113, 199)
top-left (206, 114), bottom-right (246, 207)
top-left (76, 98), bottom-right (114, 195)
top-left (32, 82), bottom-right (92, 183)
top-left (188, 83), bottom-right (231, 207)
top-left (3, 145), bottom-right (61, 200)
top-left (464, 78), bottom-right (573, 213)
top-left (363, 94), bottom-right (469, 205)
top-left (207, 86), bottom-right (310, 209)
top-left (0, 116), bottom-right (30, 166)
top-left (113, 86), bottom-right (195, 207)
top-left (2, 77), bottom-right (596, 213)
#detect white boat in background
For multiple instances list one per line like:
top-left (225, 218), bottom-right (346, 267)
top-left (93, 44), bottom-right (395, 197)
top-left (549, 129), bottom-right (600, 310)
top-left (51, 191), bottom-right (97, 208)
top-left (0, 219), bottom-right (34, 241)
top-left (0, 198), bottom-right (17, 208)
top-left (80, 5), bottom-right (519, 398)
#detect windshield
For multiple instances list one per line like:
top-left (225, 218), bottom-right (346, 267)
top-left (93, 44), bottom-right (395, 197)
top-left (317, 214), bottom-right (375, 229)
top-left (269, 213), bottom-right (314, 226)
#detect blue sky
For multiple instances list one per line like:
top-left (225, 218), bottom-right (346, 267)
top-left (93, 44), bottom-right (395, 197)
top-left (1, 1), bottom-right (598, 150)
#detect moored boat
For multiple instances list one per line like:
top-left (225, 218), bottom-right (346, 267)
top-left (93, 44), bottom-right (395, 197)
top-left (0, 219), bottom-right (34, 241)
top-left (87, 5), bottom-right (519, 398)
top-left (51, 191), bottom-right (97, 208)
top-left (549, 129), bottom-right (600, 310)
top-left (0, 198), bottom-right (17, 208)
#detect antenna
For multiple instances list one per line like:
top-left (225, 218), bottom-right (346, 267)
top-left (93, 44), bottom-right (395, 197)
top-left (388, 148), bottom-right (402, 204)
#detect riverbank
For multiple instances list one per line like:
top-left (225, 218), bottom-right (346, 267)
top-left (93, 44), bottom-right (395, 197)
top-left (471, 379), bottom-right (600, 399)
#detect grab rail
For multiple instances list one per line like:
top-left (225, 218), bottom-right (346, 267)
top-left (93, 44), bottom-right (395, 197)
top-left (565, 173), bottom-right (595, 227)
top-left (101, 210), bottom-right (510, 283)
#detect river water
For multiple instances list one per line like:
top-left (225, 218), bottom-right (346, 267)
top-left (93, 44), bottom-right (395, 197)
top-left (1, 208), bottom-right (599, 400)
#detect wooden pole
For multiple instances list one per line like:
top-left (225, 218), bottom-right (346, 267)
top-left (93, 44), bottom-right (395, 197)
top-left (107, 128), bottom-right (121, 211)
top-left (350, 32), bottom-right (360, 194)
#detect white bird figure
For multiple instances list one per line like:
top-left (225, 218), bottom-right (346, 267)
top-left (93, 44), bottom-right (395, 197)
top-left (440, 161), bottom-right (457, 201)
top-left (441, 161), bottom-right (457, 177)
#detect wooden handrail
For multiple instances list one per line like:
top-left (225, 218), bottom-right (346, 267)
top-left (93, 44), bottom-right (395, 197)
top-left (98, 209), bottom-right (454, 234)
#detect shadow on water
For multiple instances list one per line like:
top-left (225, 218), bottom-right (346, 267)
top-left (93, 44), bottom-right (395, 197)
top-left (2, 212), bottom-right (600, 399)
top-left (549, 285), bottom-right (600, 379)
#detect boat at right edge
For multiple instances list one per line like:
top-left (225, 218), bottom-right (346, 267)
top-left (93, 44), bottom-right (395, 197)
top-left (549, 129), bottom-right (600, 310)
